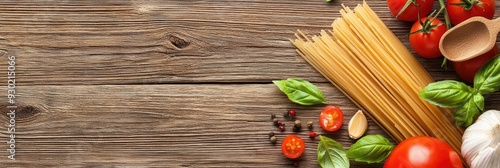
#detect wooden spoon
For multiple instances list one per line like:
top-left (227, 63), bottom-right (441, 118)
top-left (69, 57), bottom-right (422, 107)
top-left (439, 17), bottom-right (500, 62)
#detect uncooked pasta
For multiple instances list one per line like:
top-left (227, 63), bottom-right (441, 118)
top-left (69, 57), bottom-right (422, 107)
top-left (291, 2), bottom-right (464, 153)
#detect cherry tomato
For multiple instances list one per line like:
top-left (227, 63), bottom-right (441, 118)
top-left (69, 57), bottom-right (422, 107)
top-left (447, 0), bottom-right (495, 25)
top-left (453, 44), bottom-right (499, 83)
top-left (384, 136), bottom-right (463, 168)
top-left (319, 106), bottom-right (344, 132)
top-left (387, 0), bottom-right (434, 22)
top-left (281, 135), bottom-right (305, 159)
top-left (409, 17), bottom-right (447, 59)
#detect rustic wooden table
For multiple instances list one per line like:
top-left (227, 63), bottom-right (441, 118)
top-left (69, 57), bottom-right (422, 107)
top-left (0, 0), bottom-right (499, 167)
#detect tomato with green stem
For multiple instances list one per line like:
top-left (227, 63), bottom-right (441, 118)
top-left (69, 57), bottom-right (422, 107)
top-left (453, 44), bottom-right (499, 83)
top-left (409, 16), bottom-right (447, 59)
top-left (384, 136), bottom-right (463, 168)
top-left (281, 135), bottom-right (305, 159)
top-left (446, 0), bottom-right (495, 25)
top-left (319, 106), bottom-right (344, 132)
top-left (387, 0), bottom-right (434, 22)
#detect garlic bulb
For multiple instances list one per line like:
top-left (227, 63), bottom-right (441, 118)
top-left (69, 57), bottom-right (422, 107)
top-left (461, 110), bottom-right (500, 168)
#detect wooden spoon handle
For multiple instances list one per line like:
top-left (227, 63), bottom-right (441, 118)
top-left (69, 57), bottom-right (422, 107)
top-left (492, 17), bottom-right (500, 33)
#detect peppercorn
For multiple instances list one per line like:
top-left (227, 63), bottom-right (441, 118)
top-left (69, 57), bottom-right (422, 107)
top-left (292, 126), bottom-right (300, 132)
top-left (294, 120), bottom-right (302, 128)
top-left (273, 118), bottom-right (279, 126)
top-left (277, 121), bottom-right (283, 126)
top-left (270, 136), bottom-right (277, 144)
top-left (283, 110), bottom-right (289, 117)
top-left (279, 125), bottom-right (285, 132)
top-left (309, 132), bottom-right (317, 139)
top-left (307, 121), bottom-right (313, 129)
top-left (269, 131), bottom-right (274, 138)
top-left (289, 109), bottom-right (296, 117)
top-left (293, 161), bottom-right (299, 167)
top-left (271, 113), bottom-right (276, 120)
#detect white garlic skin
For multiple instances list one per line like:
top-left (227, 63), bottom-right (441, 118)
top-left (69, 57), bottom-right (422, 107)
top-left (461, 110), bottom-right (500, 168)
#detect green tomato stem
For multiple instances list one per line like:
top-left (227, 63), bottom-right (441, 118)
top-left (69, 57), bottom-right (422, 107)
top-left (438, 0), bottom-right (451, 29)
top-left (439, 0), bottom-right (450, 68)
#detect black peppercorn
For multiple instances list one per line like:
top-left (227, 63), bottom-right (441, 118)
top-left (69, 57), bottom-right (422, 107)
top-left (271, 113), bottom-right (276, 120)
top-left (269, 131), bottom-right (275, 138)
top-left (292, 126), bottom-right (300, 132)
top-left (283, 110), bottom-right (289, 117)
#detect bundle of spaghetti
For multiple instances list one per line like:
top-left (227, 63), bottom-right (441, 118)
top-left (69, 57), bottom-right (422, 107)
top-left (291, 2), bottom-right (464, 153)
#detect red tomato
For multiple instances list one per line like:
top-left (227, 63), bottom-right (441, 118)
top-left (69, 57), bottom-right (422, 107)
top-left (409, 17), bottom-right (447, 59)
top-left (387, 0), bottom-right (434, 22)
top-left (384, 136), bottom-right (463, 168)
top-left (319, 106), bottom-right (344, 132)
top-left (447, 0), bottom-right (495, 25)
top-left (281, 135), bottom-right (305, 159)
top-left (453, 44), bottom-right (499, 83)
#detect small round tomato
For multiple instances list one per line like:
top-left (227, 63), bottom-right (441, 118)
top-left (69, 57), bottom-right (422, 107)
top-left (409, 17), bottom-right (447, 59)
top-left (447, 0), bottom-right (495, 25)
top-left (319, 106), bottom-right (344, 132)
top-left (387, 0), bottom-right (434, 22)
top-left (281, 135), bottom-right (305, 159)
top-left (384, 136), bottom-right (463, 168)
top-left (453, 44), bottom-right (499, 83)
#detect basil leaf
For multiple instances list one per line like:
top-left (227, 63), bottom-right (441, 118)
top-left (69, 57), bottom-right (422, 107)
top-left (454, 98), bottom-right (481, 127)
top-left (419, 80), bottom-right (473, 108)
top-left (317, 135), bottom-right (349, 168)
top-left (346, 134), bottom-right (394, 163)
top-left (473, 93), bottom-right (484, 111)
top-left (273, 78), bottom-right (327, 105)
top-left (474, 55), bottom-right (500, 95)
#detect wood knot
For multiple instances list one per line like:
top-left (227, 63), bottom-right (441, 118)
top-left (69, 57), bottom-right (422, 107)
top-left (16, 105), bottom-right (41, 119)
top-left (0, 104), bottom-right (42, 123)
top-left (168, 35), bottom-right (190, 49)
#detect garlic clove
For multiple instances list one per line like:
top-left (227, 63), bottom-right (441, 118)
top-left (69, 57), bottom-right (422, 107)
top-left (471, 144), bottom-right (499, 168)
top-left (462, 126), bottom-right (493, 165)
top-left (348, 110), bottom-right (367, 140)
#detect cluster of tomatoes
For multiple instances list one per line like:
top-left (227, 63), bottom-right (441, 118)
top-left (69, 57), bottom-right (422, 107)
top-left (388, 0), bottom-right (498, 83)
top-left (278, 106), bottom-right (344, 162)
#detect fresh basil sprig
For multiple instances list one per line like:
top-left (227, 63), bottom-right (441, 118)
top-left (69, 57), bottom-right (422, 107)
top-left (273, 78), bottom-right (327, 105)
top-left (419, 80), bottom-right (473, 108)
top-left (474, 55), bottom-right (500, 94)
top-left (420, 54), bottom-right (500, 127)
top-left (317, 135), bottom-right (349, 168)
top-left (346, 134), bottom-right (394, 164)
top-left (454, 98), bottom-right (481, 126)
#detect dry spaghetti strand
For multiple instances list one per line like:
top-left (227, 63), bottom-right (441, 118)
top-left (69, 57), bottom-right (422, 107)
top-left (291, 2), bottom-right (464, 154)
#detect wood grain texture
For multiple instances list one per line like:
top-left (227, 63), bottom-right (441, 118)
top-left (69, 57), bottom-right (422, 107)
top-left (1, 0), bottom-right (495, 85)
top-left (0, 84), bottom-right (390, 167)
top-left (0, 0), bottom-right (498, 167)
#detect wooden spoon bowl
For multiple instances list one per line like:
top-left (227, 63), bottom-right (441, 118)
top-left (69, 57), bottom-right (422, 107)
top-left (439, 17), bottom-right (500, 62)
